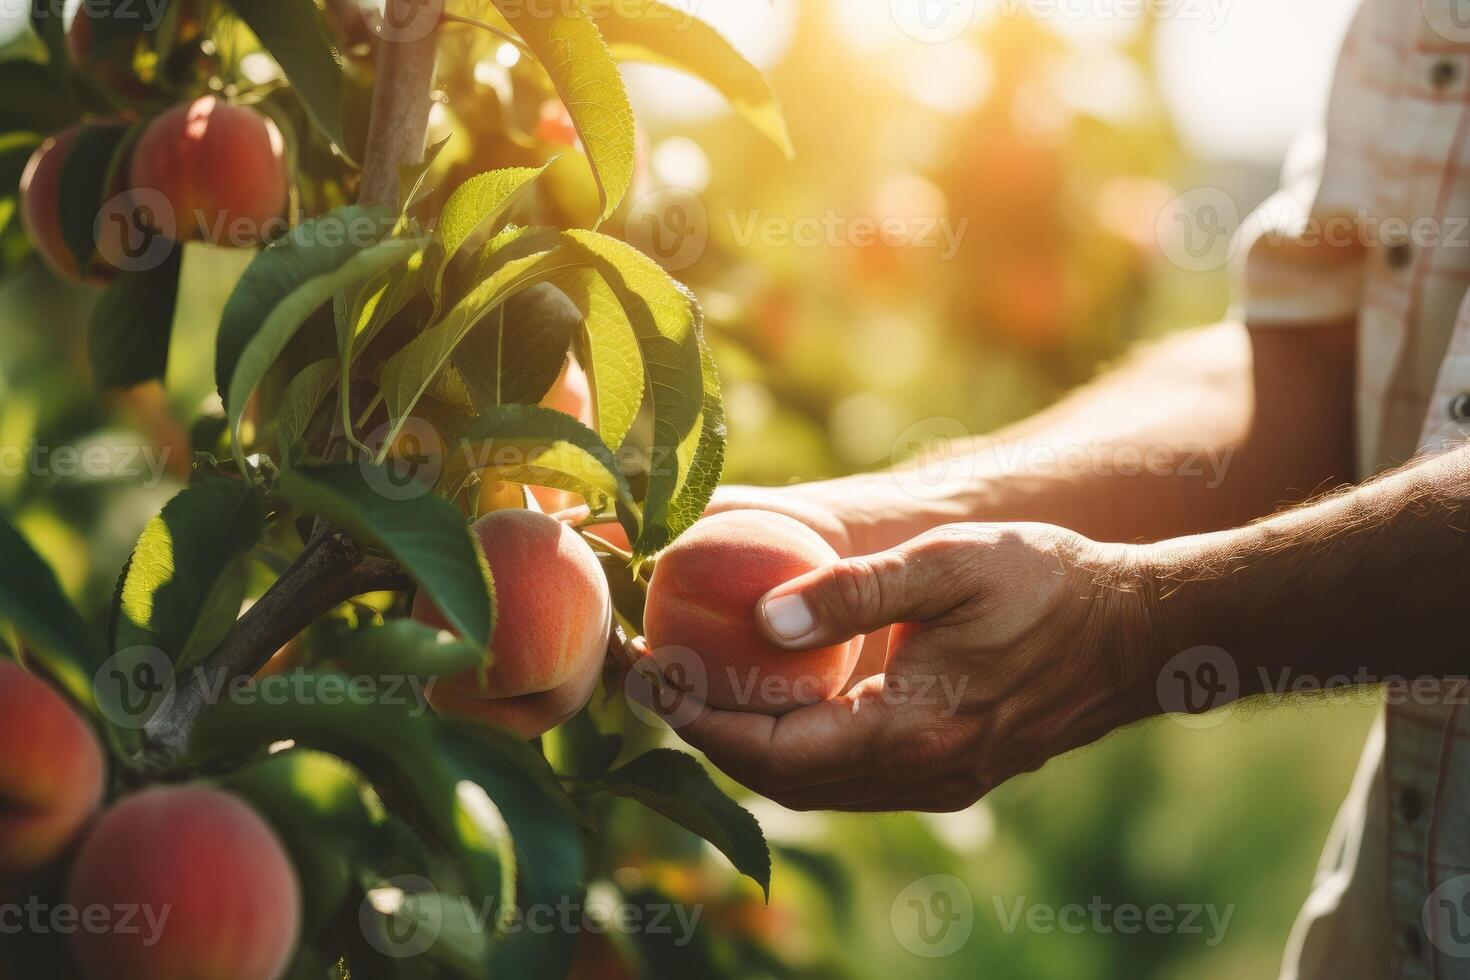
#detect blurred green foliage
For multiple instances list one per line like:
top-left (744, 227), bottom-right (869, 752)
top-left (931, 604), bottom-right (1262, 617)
top-left (0, 3), bottom-right (1375, 978)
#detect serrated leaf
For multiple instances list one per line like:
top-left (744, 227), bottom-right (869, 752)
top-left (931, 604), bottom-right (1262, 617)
top-left (400, 134), bottom-right (452, 216)
top-left (88, 247), bottom-right (183, 389)
top-left (454, 283), bottom-right (579, 415)
top-left (452, 404), bottom-right (637, 519)
top-left (325, 619), bottom-right (488, 681)
top-left (276, 463), bottom-right (493, 649)
top-left (215, 205), bottom-right (414, 471)
top-left (666, 335), bottom-right (725, 537)
top-left (220, 0), bottom-right (349, 155)
top-left (115, 477), bottom-right (269, 672)
top-left (590, 0), bottom-right (793, 157)
top-left (0, 514), bottom-right (103, 708)
top-left (431, 164), bottom-right (550, 300)
top-left (378, 244), bottom-right (584, 434)
top-left (544, 265), bottom-right (642, 451)
top-left (276, 358), bottom-right (337, 459)
top-left (491, 0), bottom-right (634, 225)
top-left (598, 749), bottom-right (770, 898)
top-left (561, 230), bottom-right (703, 555)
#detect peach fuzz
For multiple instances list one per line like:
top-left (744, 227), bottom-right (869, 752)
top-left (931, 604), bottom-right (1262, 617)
top-left (0, 659), bottom-right (106, 878)
top-left (67, 786), bottom-right (301, 980)
top-left (643, 510), bottom-right (862, 715)
top-left (415, 509), bottom-right (612, 737)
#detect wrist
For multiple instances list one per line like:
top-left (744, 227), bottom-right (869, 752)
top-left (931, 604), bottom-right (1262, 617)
top-left (1119, 529), bottom-right (1261, 718)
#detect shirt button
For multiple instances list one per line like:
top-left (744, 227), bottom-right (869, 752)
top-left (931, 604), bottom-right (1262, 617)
top-left (1387, 241), bottom-right (1414, 269)
top-left (1399, 785), bottom-right (1424, 823)
top-left (1433, 60), bottom-right (1460, 90)
top-left (1451, 393), bottom-right (1470, 421)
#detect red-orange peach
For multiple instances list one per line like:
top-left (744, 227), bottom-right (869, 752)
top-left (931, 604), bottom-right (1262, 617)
top-left (67, 786), bottom-right (301, 980)
top-left (643, 510), bottom-right (862, 715)
top-left (128, 96), bottom-right (288, 246)
top-left (19, 126), bottom-right (88, 283)
top-left (416, 509), bottom-right (612, 737)
top-left (0, 659), bottom-right (106, 877)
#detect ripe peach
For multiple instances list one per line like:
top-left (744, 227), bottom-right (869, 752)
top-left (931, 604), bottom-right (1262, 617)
top-left (128, 96), bottom-right (288, 247)
top-left (19, 126), bottom-right (89, 283)
top-left (0, 659), bottom-right (106, 877)
top-left (416, 509), bottom-right (612, 737)
top-left (68, 786), bottom-right (301, 980)
top-left (643, 510), bottom-right (862, 715)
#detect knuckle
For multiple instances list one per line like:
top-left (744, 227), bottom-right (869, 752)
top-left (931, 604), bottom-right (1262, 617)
top-left (821, 557), bottom-right (886, 623)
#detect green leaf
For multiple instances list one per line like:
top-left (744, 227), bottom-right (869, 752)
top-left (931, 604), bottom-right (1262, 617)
top-left (452, 404), bottom-right (637, 518)
top-left (440, 723), bottom-right (585, 977)
top-left (27, 2), bottom-right (67, 81)
top-left (275, 463), bottom-right (493, 648)
top-left (454, 283), bottom-right (579, 415)
top-left (491, 0), bottom-right (634, 225)
top-left (666, 335), bottom-right (725, 537)
top-left (189, 675), bottom-right (511, 911)
top-left (276, 358), bottom-right (338, 459)
top-left (0, 514), bottom-right (103, 707)
top-left (227, 749), bottom-right (379, 935)
top-left (323, 619), bottom-right (488, 681)
top-left (400, 134), bottom-right (452, 216)
top-left (114, 477), bottom-right (268, 672)
top-left (544, 265), bottom-right (643, 451)
top-left (598, 749), bottom-right (770, 898)
top-left (378, 244), bottom-right (582, 434)
top-left (220, 0), bottom-right (349, 155)
top-left (57, 121), bottom-right (128, 273)
top-left (215, 206), bottom-right (414, 470)
top-left (88, 247), bottom-right (184, 389)
top-left (430, 164), bottom-right (550, 299)
top-left (590, 0), bottom-right (793, 157)
top-left (0, 57), bottom-right (76, 133)
top-left (562, 230), bottom-right (704, 555)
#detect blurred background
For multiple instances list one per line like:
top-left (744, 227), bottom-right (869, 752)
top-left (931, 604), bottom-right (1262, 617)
top-left (0, 0), bottom-right (1379, 977)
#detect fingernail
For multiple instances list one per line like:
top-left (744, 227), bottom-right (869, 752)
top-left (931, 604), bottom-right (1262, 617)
top-left (762, 593), bottom-right (815, 641)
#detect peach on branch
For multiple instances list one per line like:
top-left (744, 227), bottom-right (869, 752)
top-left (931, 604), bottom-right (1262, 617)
top-left (416, 509), bottom-right (612, 737)
top-left (128, 96), bottom-right (288, 246)
top-left (67, 786), bottom-right (301, 980)
top-left (0, 659), bottom-right (106, 878)
top-left (643, 510), bottom-right (862, 715)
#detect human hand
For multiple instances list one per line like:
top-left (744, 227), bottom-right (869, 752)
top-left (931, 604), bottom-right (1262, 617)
top-left (633, 522), bottom-right (1156, 812)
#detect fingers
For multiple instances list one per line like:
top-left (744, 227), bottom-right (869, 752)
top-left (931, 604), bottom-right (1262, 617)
top-left (756, 531), bottom-right (978, 652)
top-left (641, 679), bottom-right (896, 795)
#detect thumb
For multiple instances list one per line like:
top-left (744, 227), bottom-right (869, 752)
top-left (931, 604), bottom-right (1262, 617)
top-left (756, 534), bottom-right (975, 651)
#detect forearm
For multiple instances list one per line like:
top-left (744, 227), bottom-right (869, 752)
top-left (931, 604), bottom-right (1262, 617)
top-left (823, 320), bottom-right (1354, 551)
top-left (1139, 444), bottom-right (1470, 696)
